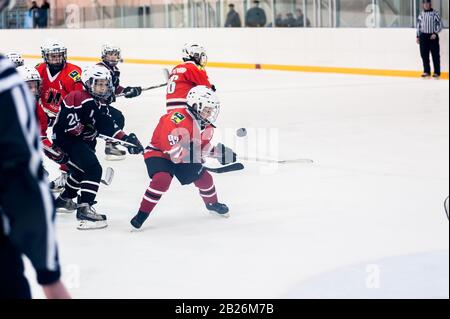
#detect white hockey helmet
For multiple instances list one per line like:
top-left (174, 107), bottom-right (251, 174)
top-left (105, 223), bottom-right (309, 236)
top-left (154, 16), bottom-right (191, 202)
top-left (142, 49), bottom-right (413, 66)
top-left (81, 65), bottom-right (114, 101)
top-left (17, 65), bottom-right (42, 98)
top-left (0, 0), bottom-right (16, 12)
top-left (41, 38), bottom-right (67, 70)
top-left (101, 43), bottom-right (122, 66)
top-left (187, 85), bottom-right (220, 125)
top-left (6, 52), bottom-right (24, 67)
top-left (182, 43), bottom-right (207, 67)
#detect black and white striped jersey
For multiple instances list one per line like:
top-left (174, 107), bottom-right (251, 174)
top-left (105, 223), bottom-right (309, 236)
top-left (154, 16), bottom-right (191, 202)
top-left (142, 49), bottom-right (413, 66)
top-left (0, 55), bottom-right (61, 285)
top-left (417, 9), bottom-right (443, 36)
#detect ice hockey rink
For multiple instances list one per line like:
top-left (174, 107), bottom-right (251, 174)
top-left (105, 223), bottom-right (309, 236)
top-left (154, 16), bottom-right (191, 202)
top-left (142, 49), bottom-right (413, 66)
top-left (23, 60), bottom-right (449, 299)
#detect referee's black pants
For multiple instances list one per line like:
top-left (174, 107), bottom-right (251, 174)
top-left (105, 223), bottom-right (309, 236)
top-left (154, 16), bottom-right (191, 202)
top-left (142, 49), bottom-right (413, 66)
top-left (0, 236), bottom-right (32, 299)
top-left (419, 33), bottom-right (441, 76)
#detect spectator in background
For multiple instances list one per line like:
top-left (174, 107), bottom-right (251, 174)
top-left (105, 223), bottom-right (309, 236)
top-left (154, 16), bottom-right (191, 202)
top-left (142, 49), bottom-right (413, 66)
top-left (38, 0), bottom-right (50, 28)
top-left (295, 9), bottom-right (311, 27)
top-left (225, 3), bottom-right (241, 28)
top-left (29, 1), bottom-right (39, 28)
top-left (283, 12), bottom-right (297, 27)
top-left (245, 0), bottom-right (266, 27)
top-left (266, 12), bottom-right (284, 27)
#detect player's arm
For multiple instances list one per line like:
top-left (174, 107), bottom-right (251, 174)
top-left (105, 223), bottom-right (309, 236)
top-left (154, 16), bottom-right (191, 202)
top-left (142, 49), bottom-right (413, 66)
top-left (0, 69), bottom-right (61, 287)
top-left (37, 103), bottom-right (51, 147)
top-left (67, 65), bottom-right (83, 92)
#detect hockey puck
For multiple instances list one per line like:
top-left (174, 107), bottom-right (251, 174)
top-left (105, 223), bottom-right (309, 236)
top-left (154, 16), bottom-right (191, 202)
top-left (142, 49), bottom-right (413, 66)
top-left (236, 128), bottom-right (247, 137)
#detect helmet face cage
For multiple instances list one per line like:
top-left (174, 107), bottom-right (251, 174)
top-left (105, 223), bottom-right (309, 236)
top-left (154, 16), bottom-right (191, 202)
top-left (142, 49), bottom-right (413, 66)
top-left (26, 80), bottom-right (41, 99)
top-left (6, 53), bottom-right (24, 67)
top-left (42, 46), bottom-right (67, 70)
top-left (183, 44), bottom-right (208, 67)
top-left (187, 87), bottom-right (220, 125)
top-left (85, 75), bottom-right (114, 101)
top-left (17, 66), bottom-right (42, 99)
top-left (102, 46), bottom-right (121, 67)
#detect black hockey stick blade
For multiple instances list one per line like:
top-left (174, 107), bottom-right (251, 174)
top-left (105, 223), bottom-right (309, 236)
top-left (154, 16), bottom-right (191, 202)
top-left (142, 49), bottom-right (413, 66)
top-left (205, 163), bottom-right (245, 174)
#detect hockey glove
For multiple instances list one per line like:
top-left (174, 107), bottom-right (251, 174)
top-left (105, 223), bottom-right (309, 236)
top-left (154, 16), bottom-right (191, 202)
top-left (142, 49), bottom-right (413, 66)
top-left (44, 145), bottom-right (69, 164)
top-left (123, 86), bottom-right (142, 99)
top-left (66, 122), bottom-right (84, 136)
top-left (124, 133), bottom-right (144, 154)
top-left (212, 143), bottom-right (237, 165)
top-left (211, 84), bottom-right (217, 92)
top-left (82, 124), bottom-right (98, 141)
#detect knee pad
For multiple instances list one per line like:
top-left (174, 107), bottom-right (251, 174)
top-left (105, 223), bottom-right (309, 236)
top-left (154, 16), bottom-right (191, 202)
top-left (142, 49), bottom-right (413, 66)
top-left (151, 172), bottom-right (172, 193)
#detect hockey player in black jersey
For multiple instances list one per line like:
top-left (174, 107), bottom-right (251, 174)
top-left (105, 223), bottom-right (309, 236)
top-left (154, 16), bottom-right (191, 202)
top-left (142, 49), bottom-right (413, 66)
top-left (51, 64), bottom-right (143, 230)
top-left (97, 44), bottom-right (142, 161)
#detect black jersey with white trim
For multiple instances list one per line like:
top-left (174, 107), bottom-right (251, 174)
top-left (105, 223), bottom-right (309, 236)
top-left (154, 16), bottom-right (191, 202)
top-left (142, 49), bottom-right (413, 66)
top-left (0, 55), bottom-right (61, 285)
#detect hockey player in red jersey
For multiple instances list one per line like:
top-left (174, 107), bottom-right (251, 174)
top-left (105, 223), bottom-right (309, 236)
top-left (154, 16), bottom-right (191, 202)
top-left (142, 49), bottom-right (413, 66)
top-left (51, 65), bottom-right (143, 230)
top-left (36, 39), bottom-right (84, 192)
top-left (165, 43), bottom-right (215, 112)
top-left (130, 86), bottom-right (237, 229)
top-left (97, 44), bottom-right (142, 160)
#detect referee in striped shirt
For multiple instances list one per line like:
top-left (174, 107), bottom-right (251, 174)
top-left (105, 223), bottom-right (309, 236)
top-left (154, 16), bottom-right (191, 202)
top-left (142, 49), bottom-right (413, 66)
top-left (1, 0), bottom-right (70, 300)
top-left (416, 0), bottom-right (442, 78)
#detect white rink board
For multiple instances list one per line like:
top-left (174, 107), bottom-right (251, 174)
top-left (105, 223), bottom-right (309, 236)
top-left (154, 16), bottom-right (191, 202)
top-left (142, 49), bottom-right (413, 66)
top-left (0, 28), bottom-right (448, 72)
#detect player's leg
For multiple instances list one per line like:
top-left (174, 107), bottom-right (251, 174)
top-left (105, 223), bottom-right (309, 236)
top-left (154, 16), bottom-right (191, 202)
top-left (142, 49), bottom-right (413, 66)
top-left (63, 141), bottom-right (106, 230)
top-left (54, 166), bottom-right (82, 214)
top-left (104, 106), bottom-right (126, 161)
top-left (193, 170), bottom-right (229, 217)
top-left (130, 157), bottom-right (174, 229)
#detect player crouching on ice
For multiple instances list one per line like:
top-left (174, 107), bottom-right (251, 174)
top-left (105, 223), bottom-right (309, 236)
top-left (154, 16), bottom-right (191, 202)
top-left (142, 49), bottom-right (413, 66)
top-left (130, 85), bottom-right (237, 229)
top-left (50, 65), bottom-right (144, 230)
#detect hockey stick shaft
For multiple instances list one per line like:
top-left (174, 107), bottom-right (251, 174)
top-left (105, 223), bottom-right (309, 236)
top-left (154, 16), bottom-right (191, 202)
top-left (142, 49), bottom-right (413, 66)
top-left (98, 134), bottom-right (138, 148)
top-left (239, 156), bottom-right (314, 164)
top-left (204, 163), bottom-right (245, 174)
top-left (116, 69), bottom-right (170, 97)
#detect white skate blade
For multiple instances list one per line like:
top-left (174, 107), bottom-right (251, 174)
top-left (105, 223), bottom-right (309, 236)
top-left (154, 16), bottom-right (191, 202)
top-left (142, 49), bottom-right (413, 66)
top-left (56, 208), bottom-right (75, 214)
top-left (208, 211), bottom-right (231, 218)
top-left (105, 154), bottom-right (126, 161)
top-left (77, 220), bottom-right (108, 230)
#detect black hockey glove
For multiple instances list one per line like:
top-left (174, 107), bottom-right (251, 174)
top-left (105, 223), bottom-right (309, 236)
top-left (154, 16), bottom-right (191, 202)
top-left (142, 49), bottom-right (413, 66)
top-left (211, 84), bottom-right (217, 92)
top-left (44, 145), bottom-right (69, 164)
top-left (82, 124), bottom-right (98, 142)
top-left (124, 133), bottom-right (144, 154)
top-left (212, 143), bottom-right (237, 165)
top-left (123, 86), bottom-right (142, 98)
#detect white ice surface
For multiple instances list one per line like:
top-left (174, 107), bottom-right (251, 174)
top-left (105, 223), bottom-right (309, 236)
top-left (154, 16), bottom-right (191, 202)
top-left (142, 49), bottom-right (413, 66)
top-left (24, 60), bottom-right (449, 299)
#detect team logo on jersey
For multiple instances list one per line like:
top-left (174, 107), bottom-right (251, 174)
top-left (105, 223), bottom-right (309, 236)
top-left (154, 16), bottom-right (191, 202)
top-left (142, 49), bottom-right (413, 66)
top-left (171, 112), bottom-right (186, 124)
top-left (69, 70), bottom-right (81, 82)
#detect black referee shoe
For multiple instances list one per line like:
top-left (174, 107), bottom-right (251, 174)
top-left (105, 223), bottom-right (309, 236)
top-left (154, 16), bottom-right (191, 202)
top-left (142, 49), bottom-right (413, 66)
top-left (432, 74), bottom-right (440, 79)
top-left (421, 73), bottom-right (431, 78)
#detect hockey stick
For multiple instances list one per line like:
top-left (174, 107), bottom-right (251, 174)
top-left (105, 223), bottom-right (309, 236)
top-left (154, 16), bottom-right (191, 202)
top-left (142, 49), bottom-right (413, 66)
top-left (204, 163), bottom-right (245, 174)
top-left (42, 145), bottom-right (114, 186)
top-left (116, 69), bottom-right (170, 98)
top-left (445, 196), bottom-right (449, 221)
top-left (98, 134), bottom-right (139, 148)
top-left (239, 156), bottom-right (314, 164)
